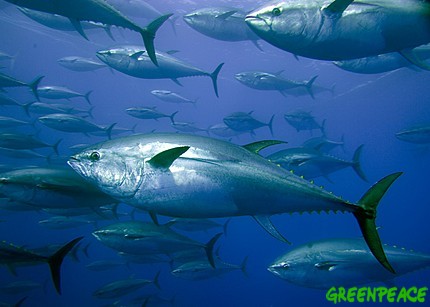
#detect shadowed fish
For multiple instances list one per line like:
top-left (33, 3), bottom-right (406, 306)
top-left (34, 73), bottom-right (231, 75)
top-left (223, 112), bottom-right (275, 136)
top-left (334, 44), bottom-right (430, 74)
top-left (284, 111), bottom-right (323, 133)
top-left (38, 113), bottom-right (116, 139)
top-left (0, 280), bottom-right (41, 295)
top-left (0, 237), bottom-right (83, 294)
top-left (68, 133), bottom-right (402, 273)
top-left (208, 123), bottom-right (247, 138)
top-left (0, 72), bottom-right (43, 100)
top-left (0, 167), bottom-right (117, 210)
top-left (235, 71), bottom-right (317, 98)
top-left (166, 218), bottom-right (226, 233)
top-left (302, 135), bottom-right (345, 152)
top-left (0, 94), bottom-right (21, 107)
top-left (38, 216), bottom-right (95, 230)
top-left (85, 259), bottom-right (127, 272)
top-left (0, 116), bottom-right (31, 129)
top-left (268, 238), bottom-right (430, 289)
top-left (245, 0), bottom-right (430, 61)
top-left (151, 89), bottom-right (197, 104)
top-left (17, 7), bottom-right (115, 40)
top-left (395, 125), bottom-right (430, 144)
top-left (126, 107), bottom-right (178, 122)
top-left (37, 86), bottom-right (92, 104)
top-left (0, 133), bottom-right (61, 154)
top-left (23, 102), bottom-right (93, 118)
top-left (57, 56), bottom-right (107, 72)
top-left (171, 121), bottom-right (208, 134)
top-left (5, 0), bottom-right (173, 65)
top-left (0, 147), bottom-right (48, 160)
top-left (267, 145), bottom-right (368, 182)
top-left (92, 221), bottom-right (221, 267)
top-left (184, 7), bottom-right (261, 49)
top-left (171, 256), bottom-right (248, 280)
top-left (96, 45), bottom-right (224, 97)
top-left (92, 273), bottom-right (160, 299)
top-left (106, 0), bottom-right (163, 20)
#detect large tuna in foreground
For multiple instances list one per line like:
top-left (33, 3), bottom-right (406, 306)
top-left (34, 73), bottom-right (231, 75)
top-left (268, 238), bottom-right (430, 289)
top-left (245, 0), bottom-right (430, 61)
top-left (68, 133), bottom-right (402, 273)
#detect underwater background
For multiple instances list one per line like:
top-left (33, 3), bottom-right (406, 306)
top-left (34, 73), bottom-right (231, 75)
top-left (0, 0), bottom-right (429, 306)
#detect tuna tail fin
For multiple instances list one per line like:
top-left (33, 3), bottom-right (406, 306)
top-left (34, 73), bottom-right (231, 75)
top-left (305, 75), bottom-right (318, 99)
top-left (105, 123), bottom-right (117, 140)
top-left (22, 101), bottom-right (36, 117)
top-left (140, 13), bottom-right (174, 66)
top-left (204, 233), bottom-right (223, 268)
top-left (240, 256), bottom-right (249, 278)
top-left (152, 270), bottom-right (161, 290)
top-left (84, 90), bottom-right (92, 105)
top-left (354, 172), bottom-right (402, 274)
top-left (352, 144), bottom-right (368, 182)
top-left (169, 111), bottom-right (179, 124)
top-left (48, 237), bottom-right (84, 295)
top-left (267, 114), bottom-right (275, 136)
top-left (210, 63), bottom-right (224, 98)
top-left (12, 296), bottom-right (27, 307)
top-left (52, 138), bottom-right (62, 156)
top-left (29, 76), bottom-right (44, 101)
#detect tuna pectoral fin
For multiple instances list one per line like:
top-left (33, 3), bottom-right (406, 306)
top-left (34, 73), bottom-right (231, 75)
top-left (210, 63), bottom-right (224, 98)
top-left (253, 215), bottom-right (291, 244)
top-left (48, 237), bottom-right (83, 294)
top-left (148, 146), bottom-right (190, 169)
top-left (305, 75), bottom-right (318, 99)
top-left (68, 19), bottom-right (88, 40)
top-left (354, 172), bottom-right (402, 274)
top-left (141, 13), bottom-right (174, 66)
top-left (205, 233), bottom-right (223, 268)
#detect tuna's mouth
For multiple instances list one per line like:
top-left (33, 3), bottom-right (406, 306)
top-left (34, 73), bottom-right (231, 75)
top-left (245, 15), bottom-right (272, 32)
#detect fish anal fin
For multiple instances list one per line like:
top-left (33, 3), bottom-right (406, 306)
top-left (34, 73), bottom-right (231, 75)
top-left (130, 51), bottom-right (145, 60)
top-left (68, 18), bottom-right (88, 40)
top-left (148, 146), bottom-right (190, 169)
top-left (253, 215), bottom-right (291, 244)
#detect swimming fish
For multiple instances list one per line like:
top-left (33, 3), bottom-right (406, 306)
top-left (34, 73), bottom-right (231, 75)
top-left (0, 237), bottom-right (83, 294)
top-left (268, 238), bottom-right (430, 289)
top-left (68, 133), bottom-right (402, 273)
top-left (245, 0), bottom-right (430, 61)
top-left (4, 0), bottom-right (172, 65)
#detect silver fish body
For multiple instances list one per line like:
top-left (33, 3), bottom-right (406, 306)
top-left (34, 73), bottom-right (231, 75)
top-left (245, 0), bottom-right (430, 61)
top-left (268, 238), bottom-right (430, 289)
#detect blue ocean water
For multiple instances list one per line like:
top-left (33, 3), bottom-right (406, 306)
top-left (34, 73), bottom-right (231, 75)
top-left (0, 0), bottom-right (429, 306)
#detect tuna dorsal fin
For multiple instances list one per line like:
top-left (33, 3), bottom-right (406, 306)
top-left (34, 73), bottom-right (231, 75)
top-left (314, 261), bottom-right (338, 271)
top-left (216, 10), bottom-right (237, 20)
top-left (148, 146), bottom-right (190, 169)
top-left (68, 18), bottom-right (88, 40)
top-left (166, 50), bottom-right (180, 55)
top-left (130, 51), bottom-right (145, 60)
top-left (253, 215), bottom-right (291, 244)
top-left (323, 0), bottom-right (354, 14)
top-left (243, 140), bottom-right (286, 154)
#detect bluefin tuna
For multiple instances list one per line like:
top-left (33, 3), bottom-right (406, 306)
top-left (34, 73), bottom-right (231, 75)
top-left (151, 89), bottom-right (197, 104)
top-left (126, 107), bottom-right (178, 122)
top-left (284, 111), bottom-right (323, 133)
top-left (0, 133), bottom-right (61, 155)
top-left (184, 7), bottom-right (261, 49)
top-left (96, 45), bottom-right (224, 97)
top-left (68, 133), bottom-right (402, 273)
top-left (245, 0), bottom-right (430, 61)
top-left (333, 44), bottom-right (430, 74)
top-left (37, 86), bottom-right (92, 104)
top-left (268, 238), bottom-right (430, 289)
top-left (38, 113), bottom-right (116, 139)
top-left (57, 56), bottom-right (107, 72)
top-left (92, 273), bottom-right (160, 299)
top-left (235, 71), bottom-right (317, 98)
top-left (17, 7), bottom-right (115, 40)
top-left (267, 145), bottom-right (367, 181)
top-left (395, 125), bottom-right (430, 144)
top-left (223, 112), bottom-right (275, 135)
top-left (0, 72), bottom-right (43, 100)
top-left (4, 0), bottom-right (172, 65)
top-left (0, 237), bottom-right (83, 294)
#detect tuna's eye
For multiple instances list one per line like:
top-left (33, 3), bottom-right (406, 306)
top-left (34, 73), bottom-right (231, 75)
top-left (89, 151), bottom-right (101, 161)
top-left (272, 7), bottom-right (282, 16)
